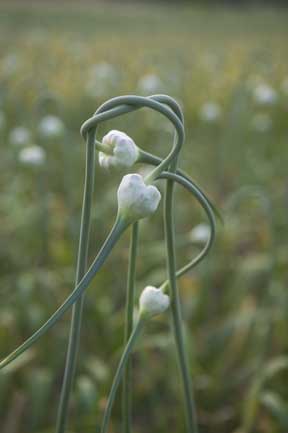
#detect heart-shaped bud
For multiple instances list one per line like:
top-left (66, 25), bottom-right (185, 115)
top-left (139, 286), bottom-right (170, 318)
top-left (98, 130), bottom-right (138, 169)
top-left (117, 173), bottom-right (161, 223)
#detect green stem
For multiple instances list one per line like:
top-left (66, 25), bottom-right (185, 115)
top-left (164, 160), bottom-right (198, 432)
top-left (100, 318), bottom-right (145, 433)
top-left (138, 149), bottom-right (222, 223)
top-left (159, 171), bottom-right (216, 293)
top-left (122, 222), bottom-right (139, 433)
top-left (0, 217), bottom-right (128, 371)
top-left (56, 130), bottom-right (96, 433)
top-left (81, 95), bottom-right (184, 183)
top-left (95, 139), bottom-right (114, 155)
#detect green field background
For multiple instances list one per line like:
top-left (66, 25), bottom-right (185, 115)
top-left (0, 3), bottom-right (288, 433)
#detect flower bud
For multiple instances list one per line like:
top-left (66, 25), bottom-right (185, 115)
top-left (98, 130), bottom-right (138, 169)
top-left (117, 173), bottom-right (161, 223)
top-left (139, 286), bottom-right (170, 318)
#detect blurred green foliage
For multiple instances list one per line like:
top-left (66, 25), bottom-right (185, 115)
top-left (0, 3), bottom-right (288, 433)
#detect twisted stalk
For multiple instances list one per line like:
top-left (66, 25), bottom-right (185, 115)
top-left (56, 129), bottom-right (96, 433)
top-left (99, 171), bottom-right (216, 433)
top-left (0, 95), bottom-right (184, 373)
top-left (138, 150), bottom-right (222, 223)
top-left (2, 95), bottom-right (217, 433)
top-left (84, 94), bottom-right (185, 433)
top-left (158, 171), bottom-right (216, 291)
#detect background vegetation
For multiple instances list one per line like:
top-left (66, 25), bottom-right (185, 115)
top-left (0, 3), bottom-right (288, 433)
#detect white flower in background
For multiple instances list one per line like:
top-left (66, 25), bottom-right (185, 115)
top-left (117, 173), bottom-right (161, 223)
top-left (251, 113), bottom-right (272, 132)
top-left (38, 115), bottom-right (65, 139)
top-left (199, 102), bottom-right (222, 122)
top-left (38, 115), bottom-right (65, 138)
top-left (139, 286), bottom-right (170, 318)
top-left (189, 223), bottom-right (210, 244)
top-left (18, 145), bottom-right (46, 166)
top-left (0, 111), bottom-right (6, 131)
top-left (137, 74), bottom-right (163, 94)
top-left (98, 130), bottom-right (138, 169)
top-left (90, 62), bottom-right (117, 81)
top-left (9, 127), bottom-right (31, 147)
top-left (281, 78), bottom-right (288, 94)
top-left (86, 62), bottom-right (118, 98)
top-left (253, 83), bottom-right (278, 105)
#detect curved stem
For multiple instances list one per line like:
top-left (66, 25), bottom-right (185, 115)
top-left (81, 95), bottom-right (184, 183)
top-left (138, 149), bottom-right (223, 223)
top-left (122, 223), bottom-right (139, 433)
top-left (56, 130), bottom-right (96, 433)
top-left (100, 318), bottom-right (145, 433)
top-left (0, 217), bottom-right (128, 371)
top-left (159, 171), bottom-right (216, 293)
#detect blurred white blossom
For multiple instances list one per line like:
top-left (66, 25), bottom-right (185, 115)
top-left (18, 145), bottom-right (46, 166)
top-left (199, 102), bottom-right (222, 122)
top-left (85, 62), bottom-right (119, 98)
top-left (38, 115), bottom-right (65, 139)
top-left (251, 113), bottom-right (272, 132)
top-left (189, 223), bottom-right (210, 244)
top-left (253, 83), bottom-right (278, 105)
top-left (9, 127), bottom-right (31, 147)
top-left (137, 74), bottom-right (163, 94)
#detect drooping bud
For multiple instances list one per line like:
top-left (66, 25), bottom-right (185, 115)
top-left (98, 130), bottom-right (138, 169)
top-left (117, 173), bottom-right (161, 223)
top-left (139, 286), bottom-right (170, 318)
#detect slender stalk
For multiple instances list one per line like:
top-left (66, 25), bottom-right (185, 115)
top-left (100, 319), bottom-right (145, 433)
top-left (159, 171), bottom-right (216, 293)
top-left (164, 160), bottom-right (198, 432)
top-left (138, 149), bottom-right (222, 223)
top-left (0, 217), bottom-right (128, 371)
top-left (122, 222), bottom-right (139, 433)
top-left (56, 129), bottom-right (96, 433)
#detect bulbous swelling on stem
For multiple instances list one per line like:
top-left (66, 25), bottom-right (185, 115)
top-left (99, 130), bottom-right (139, 169)
top-left (117, 173), bottom-right (161, 223)
top-left (139, 286), bottom-right (170, 318)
